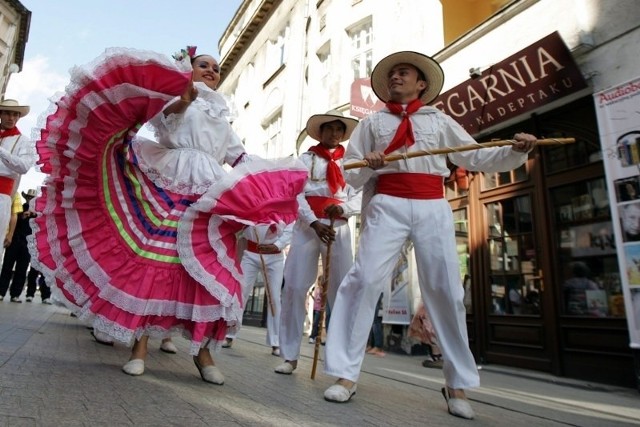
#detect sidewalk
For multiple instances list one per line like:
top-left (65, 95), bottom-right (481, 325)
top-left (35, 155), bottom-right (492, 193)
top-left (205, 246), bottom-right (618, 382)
top-left (1, 300), bottom-right (639, 426)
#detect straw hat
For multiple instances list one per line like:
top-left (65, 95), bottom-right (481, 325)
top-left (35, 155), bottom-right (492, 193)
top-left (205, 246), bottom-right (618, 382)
top-left (21, 189), bottom-right (37, 198)
top-left (370, 51), bottom-right (444, 104)
top-left (0, 99), bottom-right (30, 117)
top-left (305, 110), bottom-right (358, 142)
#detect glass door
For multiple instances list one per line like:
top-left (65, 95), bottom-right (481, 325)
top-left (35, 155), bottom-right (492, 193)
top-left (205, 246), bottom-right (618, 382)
top-left (487, 196), bottom-right (541, 317)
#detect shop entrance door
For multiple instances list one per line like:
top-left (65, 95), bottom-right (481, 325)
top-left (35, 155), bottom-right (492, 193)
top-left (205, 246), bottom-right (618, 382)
top-left (482, 193), bottom-right (555, 371)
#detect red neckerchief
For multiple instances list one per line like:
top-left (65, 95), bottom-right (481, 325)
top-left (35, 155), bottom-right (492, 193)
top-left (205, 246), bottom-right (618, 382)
top-left (308, 144), bottom-right (346, 195)
top-left (0, 127), bottom-right (21, 138)
top-left (383, 98), bottom-right (424, 155)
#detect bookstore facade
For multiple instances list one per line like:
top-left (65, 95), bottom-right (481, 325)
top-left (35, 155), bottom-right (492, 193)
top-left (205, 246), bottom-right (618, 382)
top-left (435, 30), bottom-right (637, 387)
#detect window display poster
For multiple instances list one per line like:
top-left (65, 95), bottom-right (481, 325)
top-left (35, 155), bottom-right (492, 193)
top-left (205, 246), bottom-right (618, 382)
top-left (594, 76), bottom-right (640, 348)
top-left (383, 244), bottom-right (412, 325)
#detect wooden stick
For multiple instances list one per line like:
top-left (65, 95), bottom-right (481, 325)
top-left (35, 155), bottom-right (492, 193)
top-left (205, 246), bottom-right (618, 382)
top-left (310, 217), bottom-right (336, 380)
top-left (253, 229), bottom-right (276, 317)
top-left (343, 137), bottom-right (575, 170)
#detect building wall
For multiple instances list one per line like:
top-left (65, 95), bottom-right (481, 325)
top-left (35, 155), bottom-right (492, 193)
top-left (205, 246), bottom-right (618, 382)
top-left (0, 0), bottom-right (29, 98)
top-left (219, 0), bottom-right (447, 157)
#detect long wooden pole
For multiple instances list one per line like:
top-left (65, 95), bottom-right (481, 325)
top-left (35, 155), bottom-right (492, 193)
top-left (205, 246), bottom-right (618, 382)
top-left (253, 229), bottom-right (276, 317)
top-left (343, 137), bottom-right (575, 170)
top-left (310, 217), bottom-right (336, 380)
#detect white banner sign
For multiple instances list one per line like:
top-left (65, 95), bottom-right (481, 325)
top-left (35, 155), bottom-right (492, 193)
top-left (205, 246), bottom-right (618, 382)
top-left (594, 77), bottom-right (640, 348)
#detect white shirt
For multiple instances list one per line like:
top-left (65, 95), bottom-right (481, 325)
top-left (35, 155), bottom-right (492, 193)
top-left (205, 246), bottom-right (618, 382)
top-left (0, 132), bottom-right (37, 193)
top-left (296, 151), bottom-right (361, 226)
top-left (344, 105), bottom-right (529, 190)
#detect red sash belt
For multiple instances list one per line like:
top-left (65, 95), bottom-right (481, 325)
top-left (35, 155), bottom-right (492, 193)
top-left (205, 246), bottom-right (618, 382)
top-left (246, 240), bottom-right (281, 254)
top-left (0, 176), bottom-right (15, 196)
top-left (377, 173), bottom-right (444, 199)
top-left (306, 196), bottom-right (346, 220)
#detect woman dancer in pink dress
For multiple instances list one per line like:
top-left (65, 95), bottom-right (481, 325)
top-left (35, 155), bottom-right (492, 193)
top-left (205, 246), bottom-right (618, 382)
top-left (29, 46), bottom-right (306, 384)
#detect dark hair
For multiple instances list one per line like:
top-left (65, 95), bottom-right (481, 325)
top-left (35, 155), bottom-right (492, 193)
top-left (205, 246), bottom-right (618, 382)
top-left (320, 120), bottom-right (346, 133)
top-left (190, 54), bottom-right (212, 64)
top-left (413, 65), bottom-right (428, 100)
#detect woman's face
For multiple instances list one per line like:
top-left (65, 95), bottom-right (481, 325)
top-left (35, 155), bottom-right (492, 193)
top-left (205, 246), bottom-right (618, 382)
top-left (191, 55), bottom-right (220, 90)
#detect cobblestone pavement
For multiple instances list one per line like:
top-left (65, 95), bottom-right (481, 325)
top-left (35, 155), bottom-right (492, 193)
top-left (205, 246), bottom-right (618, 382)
top-left (1, 301), bottom-right (639, 426)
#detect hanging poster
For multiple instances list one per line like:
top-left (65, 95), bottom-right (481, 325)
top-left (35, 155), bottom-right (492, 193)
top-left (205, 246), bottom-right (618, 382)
top-left (383, 243), bottom-right (413, 325)
top-left (594, 76), bottom-right (640, 348)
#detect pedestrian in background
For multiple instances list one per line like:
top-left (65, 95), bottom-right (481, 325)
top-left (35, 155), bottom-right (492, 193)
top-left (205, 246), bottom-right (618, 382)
top-left (0, 192), bottom-right (27, 302)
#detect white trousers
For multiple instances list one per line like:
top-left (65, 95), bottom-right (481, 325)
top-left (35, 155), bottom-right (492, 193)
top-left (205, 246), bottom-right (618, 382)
top-left (325, 195), bottom-right (480, 389)
top-left (279, 219), bottom-right (353, 361)
top-left (227, 251), bottom-right (284, 347)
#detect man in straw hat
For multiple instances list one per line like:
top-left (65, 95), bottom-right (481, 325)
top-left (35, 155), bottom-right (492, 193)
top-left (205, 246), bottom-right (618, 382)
top-left (0, 99), bottom-right (36, 263)
top-left (274, 110), bottom-right (361, 375)
top-left (322, 51), bottom-right (536, 419)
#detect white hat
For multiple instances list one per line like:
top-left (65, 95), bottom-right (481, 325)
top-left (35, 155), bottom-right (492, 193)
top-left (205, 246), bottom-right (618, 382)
top-left (370, 51), bottom-right (444, 104)
top-left (0, 99), bottom-right (30, 117)
top-left (21, 189), bottom-right (37, 198)
top-left (305, 110), bottom-right (358, 142)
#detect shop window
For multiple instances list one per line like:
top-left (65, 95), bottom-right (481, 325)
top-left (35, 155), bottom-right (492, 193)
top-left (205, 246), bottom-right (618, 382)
top-left (482, 164), bottom-right (528, 190)
top-left (487, 196), bottom-right (541, 316)
top-left (544, 137), bottom-right (601, 173)
top-left (454, 209), bottom-right (472, 313)
top-left (551, 178), bottom-right (624, 317)
top-left (538, 97), bottom-right (602, 174)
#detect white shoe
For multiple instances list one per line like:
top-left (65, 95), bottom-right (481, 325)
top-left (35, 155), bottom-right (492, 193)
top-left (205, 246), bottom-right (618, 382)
top-left (193, 357), bottom-right (224, 385)
top-left (25, 297), bottom-right (33, 302)
top-left (324, 383), bottom-right (357, 403)
top-left (42, 298), bottom-right (52, 305)
top-left (441, 388), bottom-right (475, 419)
top-left (160, 341), bottom-right (178, 354)
top-left (122, 359), bottom-right (145, 376)
top-left (308, 337), bottom-right (315, 344)
top-left (10, 297), bottom-right (21, 303)
top-left (274, 361), bottom-right (296, 374)
top-left (0, 296), bottom-right (3, 301)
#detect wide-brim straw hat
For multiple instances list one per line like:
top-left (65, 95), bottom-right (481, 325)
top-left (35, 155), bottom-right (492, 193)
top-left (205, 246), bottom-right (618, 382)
top-left (22, 189), bottom-right (37, 198)
top-left (305, 110), bottom-right (358, 142)
top-left (0, 99), bottom-right (30, 116)
top-left (370, 51), bottom-right (444, 104)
